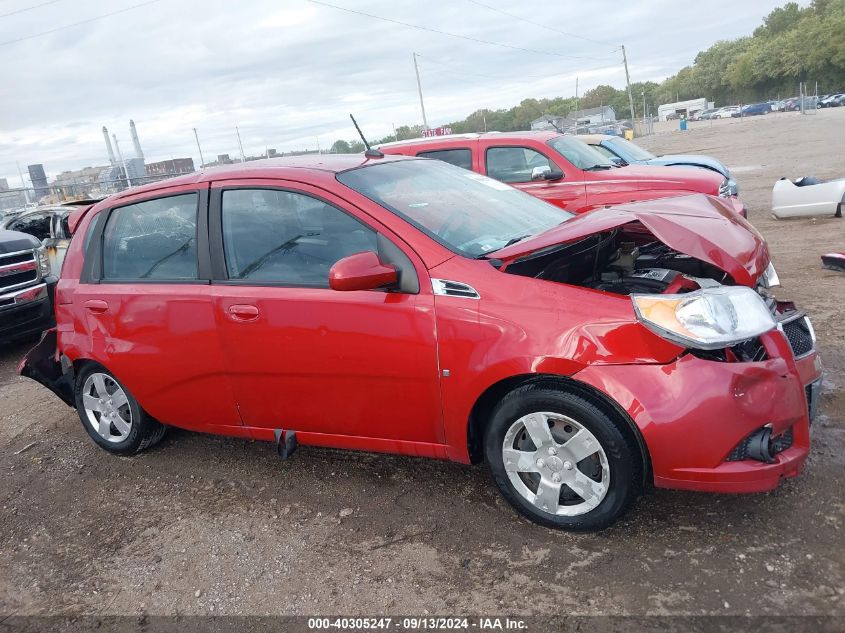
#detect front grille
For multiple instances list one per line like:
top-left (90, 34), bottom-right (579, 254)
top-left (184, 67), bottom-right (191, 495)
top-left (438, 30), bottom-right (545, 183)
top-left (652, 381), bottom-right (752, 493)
top-left (782, 317), bottom-right (814, 358)
top-left (726, 427), bottom-right (793, 462)
top-left (0, 250), bottom-right (38, 292)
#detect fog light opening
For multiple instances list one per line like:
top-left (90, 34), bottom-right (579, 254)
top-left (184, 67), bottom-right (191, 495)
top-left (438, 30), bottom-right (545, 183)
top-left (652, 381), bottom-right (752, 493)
top-left (746, 427), bottom-right (776, 463)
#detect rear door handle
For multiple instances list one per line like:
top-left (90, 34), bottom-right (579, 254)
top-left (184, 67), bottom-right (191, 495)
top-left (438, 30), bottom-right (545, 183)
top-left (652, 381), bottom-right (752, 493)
top-left (228, 304), bottom-right (259, 321)
top-left (83, 299), bottom-right (109, 314)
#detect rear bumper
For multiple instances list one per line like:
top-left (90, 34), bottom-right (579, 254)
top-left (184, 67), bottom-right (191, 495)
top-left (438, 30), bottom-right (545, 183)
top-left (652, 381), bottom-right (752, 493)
top-left (575, 329), bottom-right (822, 494)
top-left (0, 277), bottom-right (57, 343)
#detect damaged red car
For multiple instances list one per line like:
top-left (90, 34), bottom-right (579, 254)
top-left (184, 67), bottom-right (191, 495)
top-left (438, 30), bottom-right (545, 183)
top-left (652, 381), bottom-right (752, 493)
top-left (21, 155), bottom-right (821, 530)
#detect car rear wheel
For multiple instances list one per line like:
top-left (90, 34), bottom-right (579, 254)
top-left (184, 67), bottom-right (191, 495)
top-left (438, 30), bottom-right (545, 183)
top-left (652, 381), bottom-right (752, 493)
top-left (484, 385), bottom-right (639, 531)
top-left (74, 365), bottom-right (166, 455)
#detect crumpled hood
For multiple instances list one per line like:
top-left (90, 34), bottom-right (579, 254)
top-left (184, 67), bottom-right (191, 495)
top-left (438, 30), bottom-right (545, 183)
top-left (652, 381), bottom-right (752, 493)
top-left (490, 194), bottom-right (768, 287)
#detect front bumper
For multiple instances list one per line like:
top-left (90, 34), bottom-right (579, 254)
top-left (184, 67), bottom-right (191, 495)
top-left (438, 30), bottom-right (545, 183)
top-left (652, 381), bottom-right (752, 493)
top-left (576, 327), bottom-right (822, 494)
top-left (0, 277), bottom-right (57, 343)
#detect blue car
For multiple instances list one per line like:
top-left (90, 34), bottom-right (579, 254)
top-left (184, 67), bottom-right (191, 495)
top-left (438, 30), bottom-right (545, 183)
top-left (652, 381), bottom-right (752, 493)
top-left (740, 102), bottom-right (772, 116)
top-left (578, 134), bottom-right (739, 195)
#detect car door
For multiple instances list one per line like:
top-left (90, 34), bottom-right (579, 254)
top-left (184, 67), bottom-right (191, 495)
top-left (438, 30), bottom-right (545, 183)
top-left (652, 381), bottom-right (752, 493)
top-left (483, 144), bottom-right (586, 211)
top-left (208, 179), bottom-right (444, 450)
top-left (72, 185), bottom-right (242, 432)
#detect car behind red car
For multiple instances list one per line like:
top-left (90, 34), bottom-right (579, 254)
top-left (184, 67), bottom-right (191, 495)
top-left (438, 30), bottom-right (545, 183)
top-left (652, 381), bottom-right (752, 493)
top-left (376, 131), bottom-right (747, 217)
top-left (21, 155), bottom-right (821, 530)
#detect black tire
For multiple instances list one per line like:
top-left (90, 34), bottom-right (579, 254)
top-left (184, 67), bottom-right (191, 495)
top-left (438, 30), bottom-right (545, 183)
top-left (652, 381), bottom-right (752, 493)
top-left (74, 364), bottom-right (166, 455)
top-left (484, 384), bottom-right (640, 531)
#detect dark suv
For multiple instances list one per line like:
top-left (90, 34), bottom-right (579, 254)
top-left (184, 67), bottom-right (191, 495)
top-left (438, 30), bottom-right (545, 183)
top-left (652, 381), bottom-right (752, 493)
top-left (0, 229), bottom-right (56, 343)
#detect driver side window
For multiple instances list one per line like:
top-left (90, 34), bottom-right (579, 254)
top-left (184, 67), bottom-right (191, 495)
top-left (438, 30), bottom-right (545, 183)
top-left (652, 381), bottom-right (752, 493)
top-left (486, 147), bottom-right (558, 183)
top-left (221, 189), bottom-right (377, 286)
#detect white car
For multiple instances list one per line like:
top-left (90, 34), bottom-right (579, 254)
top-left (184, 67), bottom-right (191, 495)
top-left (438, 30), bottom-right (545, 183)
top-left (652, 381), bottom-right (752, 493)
top-left (771, 176), bottom-right (845, 219)
top-left (714, 106), bottom-right (740, 119)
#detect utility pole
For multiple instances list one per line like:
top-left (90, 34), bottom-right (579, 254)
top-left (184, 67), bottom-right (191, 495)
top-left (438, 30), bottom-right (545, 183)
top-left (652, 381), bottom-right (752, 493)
top-left (621, 45), bottom-right (636, 122)
top-left (642, 89), bottom-right (647, 133)
top-left (575, 77), bottom-right (579, 125)
top-left (412, 52), bottom-right (429, 131)
top-left (235, 126), bottom-right (246, 163)
top-left (113, 134), bottom-right (131, 188)
top-left (193, 128), bottom-right (205, 167)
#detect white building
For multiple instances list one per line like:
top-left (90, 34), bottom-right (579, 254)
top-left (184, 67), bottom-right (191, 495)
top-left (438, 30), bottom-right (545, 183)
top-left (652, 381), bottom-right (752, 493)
top-left (657, 98), bottom-right (710, 121)
top-left (569, 106), bottom-right (616, 125)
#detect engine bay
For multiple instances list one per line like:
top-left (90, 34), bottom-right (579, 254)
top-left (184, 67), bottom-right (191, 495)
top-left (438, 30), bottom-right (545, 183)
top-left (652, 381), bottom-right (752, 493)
top-left (503, 227), bottom-right (732, 295)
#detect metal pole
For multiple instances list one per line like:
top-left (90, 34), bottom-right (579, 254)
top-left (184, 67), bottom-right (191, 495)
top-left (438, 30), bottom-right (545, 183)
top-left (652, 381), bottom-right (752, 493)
top-left (193, 128), bottom-right (205, 167)
top-left (412, 52), bottom-right (429, 131)
top-left (642, 90), bottom-right (646, 133)
top-left (621, 45), bottom-right (636, 123)
top-left (575, 77), bottom-right (579, 126)
top-left (113, 134), bottom-right (131, 187)
top-left (236, 126), bottom-right (246, 163)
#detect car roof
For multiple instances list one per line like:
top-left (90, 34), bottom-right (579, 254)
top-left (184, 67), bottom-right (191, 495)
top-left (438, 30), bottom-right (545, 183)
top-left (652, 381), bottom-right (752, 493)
top-left (376, 130), bottom-right (560, 150)
top-left (106, 153), bottom-right (416, 203)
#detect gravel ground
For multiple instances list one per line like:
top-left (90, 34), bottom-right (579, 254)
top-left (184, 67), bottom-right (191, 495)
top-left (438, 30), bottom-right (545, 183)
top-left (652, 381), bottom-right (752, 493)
top-left (1, 109), bottom-right (843, 621)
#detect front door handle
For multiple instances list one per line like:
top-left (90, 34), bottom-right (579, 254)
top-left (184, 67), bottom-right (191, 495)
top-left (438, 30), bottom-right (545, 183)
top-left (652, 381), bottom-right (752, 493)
top-left (83, 299), bottom-right (109, 314)
top-left (228, 304), bottom-right (260, 321)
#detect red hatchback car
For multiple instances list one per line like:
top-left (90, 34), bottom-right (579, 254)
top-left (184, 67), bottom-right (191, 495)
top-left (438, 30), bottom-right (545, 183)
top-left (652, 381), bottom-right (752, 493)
top-left (376, 131), bottom-right (747, 217)
top-left (21, 155), bottom-right (821, 530)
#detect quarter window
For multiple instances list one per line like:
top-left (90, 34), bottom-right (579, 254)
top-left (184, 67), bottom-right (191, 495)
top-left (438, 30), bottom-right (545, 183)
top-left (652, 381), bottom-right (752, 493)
top-left (417, 149), bottom-right (472, 170)
top-left (486, 147), bottom-right (558, 183)
top-left (102, 194), bottom-right (198, 280)
top-left (221, 189), bottom-right (377, 286)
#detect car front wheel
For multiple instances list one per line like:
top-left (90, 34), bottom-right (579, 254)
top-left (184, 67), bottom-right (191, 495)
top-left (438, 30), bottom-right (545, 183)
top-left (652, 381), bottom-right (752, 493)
top-left (484, 385), bottom-right (640, 531)
top-left (74, 365), bottom-right (166, 455)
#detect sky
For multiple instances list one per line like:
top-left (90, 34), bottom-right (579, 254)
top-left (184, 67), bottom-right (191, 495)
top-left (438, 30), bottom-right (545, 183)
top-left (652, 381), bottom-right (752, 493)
top-left (0, 0), bottom-right (790, 186)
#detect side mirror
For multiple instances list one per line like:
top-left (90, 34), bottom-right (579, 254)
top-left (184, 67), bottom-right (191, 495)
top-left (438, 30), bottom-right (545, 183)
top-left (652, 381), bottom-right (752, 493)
top-left (531, 166), bottom-right (551, 180)
top-left (531, 166), bottom-right (563, 181)
top-left (329, 251), bottom-right (398, 292)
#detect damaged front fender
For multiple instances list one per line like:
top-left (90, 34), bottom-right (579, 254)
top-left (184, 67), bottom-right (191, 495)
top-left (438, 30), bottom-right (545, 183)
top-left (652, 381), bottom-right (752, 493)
top-left (18, 329), bottom-right (75, 407)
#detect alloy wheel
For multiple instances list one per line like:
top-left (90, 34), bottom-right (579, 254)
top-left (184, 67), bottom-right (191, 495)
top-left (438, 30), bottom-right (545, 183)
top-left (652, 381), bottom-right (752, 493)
top-left (81, 372), bottom-right (133, 443)
top-left (502, 411), bottom-right (609, 516)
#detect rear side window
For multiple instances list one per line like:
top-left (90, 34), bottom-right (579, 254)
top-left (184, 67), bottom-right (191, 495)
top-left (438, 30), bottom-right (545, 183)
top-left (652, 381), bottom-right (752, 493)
top-left (486, 147), bottom-right (557, 183)
top-left (417, 148), bottom-right (472, 170)
top-left (221, 189), bottom-right (377, 286)
top-left (102, 194), bottom-right (198, 280)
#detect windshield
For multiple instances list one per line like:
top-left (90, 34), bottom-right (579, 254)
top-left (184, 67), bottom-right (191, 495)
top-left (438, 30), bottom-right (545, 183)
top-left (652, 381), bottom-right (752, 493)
top-left (337, 159), bottom-right (572, 258)
top-left (605, 137), bottom-right (656, 162)
top-left (547, 136), bottom-right (614, 170)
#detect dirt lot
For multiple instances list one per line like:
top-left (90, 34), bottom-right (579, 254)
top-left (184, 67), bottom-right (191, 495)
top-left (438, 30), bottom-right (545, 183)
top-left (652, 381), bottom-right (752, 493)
top-left (1, 109), bottom-right (844, 622)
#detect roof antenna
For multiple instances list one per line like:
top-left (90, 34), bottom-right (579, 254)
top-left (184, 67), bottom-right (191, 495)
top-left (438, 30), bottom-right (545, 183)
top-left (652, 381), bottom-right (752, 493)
top-left (547, 118), bottom-right (565, 134)
top-left (350, 114), bottom-right (384, 158)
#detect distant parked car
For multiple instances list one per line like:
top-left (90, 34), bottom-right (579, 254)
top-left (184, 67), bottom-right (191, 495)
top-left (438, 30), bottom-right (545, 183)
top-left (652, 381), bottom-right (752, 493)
top-left (770, 100), bottom-right (787, 112)
top-left (740, 102), bottom-right (772, 116)
top-left (578, 134), bottom-right (741, 197)
top-left (692, 108), bottom-right (718, 121)
top-left (819, 93), bottom-right (844, 108)
top-left (714, 106), bottom-right (740, 119)
top-left (786, 96), bottom-right (819, 111)
top-left (831, 94), bottom-right (845, 107)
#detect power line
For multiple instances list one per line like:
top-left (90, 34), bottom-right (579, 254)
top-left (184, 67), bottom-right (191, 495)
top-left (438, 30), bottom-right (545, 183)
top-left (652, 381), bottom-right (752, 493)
top-left (306, 0), bottom-right (612, 62)
top-left (416, 52), bottom-right (618, 82)
top-left (0, 0), bottom-right (162, 47)
top-left (465, 0), bottom-right (616, 48)
top-left (0, 0), bottom-right (65, 19)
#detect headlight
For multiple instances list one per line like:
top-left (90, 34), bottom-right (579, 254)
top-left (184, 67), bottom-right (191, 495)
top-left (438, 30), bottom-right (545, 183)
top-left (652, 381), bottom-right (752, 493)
top-left (632, 287), bottom-right (776, 350)
top-left (760, 261), bottom-right (780, 288)
top-left (37, 247), bottom-right (51, 277)
top-left (718, 179), bottom-right (731, 197)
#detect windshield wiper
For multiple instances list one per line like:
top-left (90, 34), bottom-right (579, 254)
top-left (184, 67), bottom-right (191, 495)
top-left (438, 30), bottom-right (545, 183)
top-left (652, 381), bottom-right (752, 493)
top-left (585, 165), bottom-right (613, 171)
top-left (503, 234), bottom-right (532, 248)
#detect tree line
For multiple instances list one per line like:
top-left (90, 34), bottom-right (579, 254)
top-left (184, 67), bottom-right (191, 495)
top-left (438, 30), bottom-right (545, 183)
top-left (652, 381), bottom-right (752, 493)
top-left (331, 0), bottom-right (845, 153)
